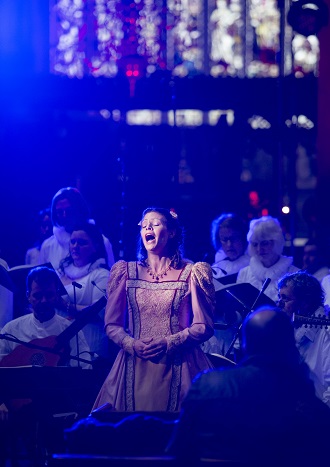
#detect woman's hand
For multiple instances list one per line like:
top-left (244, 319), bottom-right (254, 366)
top-left (133, 337), bottom-right (167, 360)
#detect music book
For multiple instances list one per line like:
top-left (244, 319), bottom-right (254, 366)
top-left (213, 273), bottom-right (238, 291)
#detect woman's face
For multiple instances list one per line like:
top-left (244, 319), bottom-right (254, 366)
top-left (249, 238), bottom-right (279, 267)
top-left (140, 211), bottom-right (174, 256)
top-left (218, 226), bottom-right (245, 261)
top-left (69, 230), bottom-right (97, 267)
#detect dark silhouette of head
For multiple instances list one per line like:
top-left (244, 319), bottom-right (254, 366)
top-left (242, 306), bottom-right (298, 362)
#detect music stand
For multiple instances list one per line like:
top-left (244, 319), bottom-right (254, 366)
top-left (215, 282), bottom-right (276, 321)
top-left (219, 282), bottom-right (276, 359)
top-left (213, 273), bottom-right (238, 290)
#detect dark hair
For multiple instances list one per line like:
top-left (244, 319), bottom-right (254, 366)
top-left (211, 213), bottom-right (247, 251)
top-left (26, 266), bottom-right (59, 294)
top-left (278, 271), bottom-right (324, 310)
top-left (136, 207), bottom-right (184, 266)
top-left (59, 222), bottom-right (108, 273)
top-left (51, 187), bottom-right (90, 228)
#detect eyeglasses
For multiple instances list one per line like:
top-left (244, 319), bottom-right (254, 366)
top-left (220, 235), bottom-right (242, 244)
top-left (139, 218), bottom-right (166, 228)
top-left (250, 240), bottom-right (274, 249)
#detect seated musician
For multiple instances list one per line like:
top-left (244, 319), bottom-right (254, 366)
top-left (0, 266), bottom-right (91, 369)
top-left (0, 266), bottom-right (92, 464)
top-left (277, 271), bottom-right (330, 408)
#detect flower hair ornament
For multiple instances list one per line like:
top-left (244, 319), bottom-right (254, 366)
top-left (170, 209), bottom-right (178, 219)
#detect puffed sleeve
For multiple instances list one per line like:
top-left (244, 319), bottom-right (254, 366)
top-left (166, 262), bottom-right (215, 353)
top-left (104, 261), bottom-right (135, 355)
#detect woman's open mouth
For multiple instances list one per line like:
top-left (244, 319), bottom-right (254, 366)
top-left (145, 233), bottom-right (155, 243)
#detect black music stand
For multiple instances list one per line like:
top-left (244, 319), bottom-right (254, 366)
top-left (213, 272), bottom-right (238, 289)
top-left (219, 282), bottom-right (276, 359)
top-left (215, 282), bottom-right (276, 322)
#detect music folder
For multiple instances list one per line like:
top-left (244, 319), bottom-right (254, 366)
top-left (214, 282), bottom-right (276, 322)
top-left (213, 273), bottom-right (238, 292)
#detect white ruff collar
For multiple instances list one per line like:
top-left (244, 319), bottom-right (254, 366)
top-left (63, 258), bottom-right (106, 280)
top-left (249, 255), bottom-right (294, 282)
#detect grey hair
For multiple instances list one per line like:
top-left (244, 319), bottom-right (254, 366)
top-left (247, 216), bottom-right (285, 256)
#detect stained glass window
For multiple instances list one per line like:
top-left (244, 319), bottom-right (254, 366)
top-left (50, 0), bottom-right (319, 79)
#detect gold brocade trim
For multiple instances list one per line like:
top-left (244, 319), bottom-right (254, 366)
top-left (125, 262), bottom-right (138, 411)
top-left (170, 262), bottom-right (192, 338)
top-left (167, 353), bottom-right (182, 412)
top-left (124, 261), bottom-right (191, 412)
top-left (128, 287), bottom-right (141, 338)
top-left (127, 262), bottom-right (141, 339)
top-left (179, 262), bottom-right (193, 281)
top-left (191, 262), bottom-right (216, 307)
top-left (107, 260), bottom-right (127, 296)
top-left (125, 354), bottom-right (135, 411)
top-left (128, 261), bottom-right (137, 279)
top-left (122, 335), bottom-right (135, 355)
top-left (127, 279), bottom-right (186, 291)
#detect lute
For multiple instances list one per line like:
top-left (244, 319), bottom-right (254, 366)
top-left (0, 296), bottom-right (107, 367)
top-left (292, 312), bottom-right (330, 329)
top-left (0, 296), bottom-right (107, 412)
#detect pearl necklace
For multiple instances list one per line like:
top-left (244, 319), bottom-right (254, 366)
top-left (145, 260), bottom-right (172, 281)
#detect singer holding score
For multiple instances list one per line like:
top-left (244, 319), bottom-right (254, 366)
top-left (57, 223), bottom-right (112, 366)
top-left (92, 207), bottom-right (215, 413)
top-left (237, 216), bottom-right (299, 302)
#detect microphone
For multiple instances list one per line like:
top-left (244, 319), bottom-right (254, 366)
top-left (225, 290), bottom-right (251, 312)
top-left (261, 277), bottom-right (271, 293)
top-left (91, 280), bottom-right (107, 298)
top-left (251, 278), bottom-right (271, 311)
top-left (224, 278), bottom-right (272, 360)
top-left (71, 281), bottom-right (82, 367)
